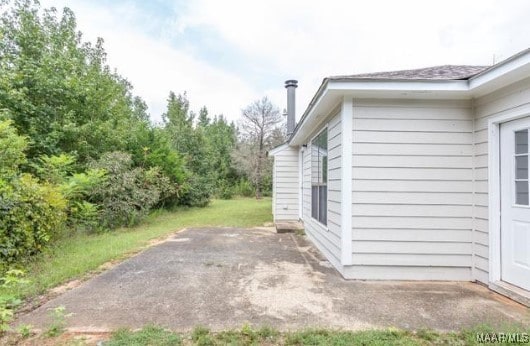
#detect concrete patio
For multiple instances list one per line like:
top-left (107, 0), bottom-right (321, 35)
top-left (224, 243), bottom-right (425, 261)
top-left (18, 227), bottom-right (530, 332)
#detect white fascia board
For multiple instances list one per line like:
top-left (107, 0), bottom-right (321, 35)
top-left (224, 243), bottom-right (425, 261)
top-left (469, 51), bottom-right (530, 95)
top-left (328, 79), bottom-right (469, 92)
top-left (289, 87), bottom-right (331, 146)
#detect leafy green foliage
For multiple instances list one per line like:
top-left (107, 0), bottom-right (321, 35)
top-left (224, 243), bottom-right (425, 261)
top-left (0, 2), bottom-right (190, 235)
top-left (0, 1), bottom-right (137, 163)
top-left (125, 123), bottom-right (185, 207)
top-left (88, 152), bottom-right (161, 229)
top-left (0, 270), bottom-right (28, 333)
top-left (233, 179), bottom-right (255, 197)
top-left (16, 323), bottom-right (33, 338)
top-left (0, 119), bottom-right (27, 177)
top-left (0, 173), bottom-right (67, 266)
top-left (45, 305), bottom-right (67, 337)
top-left (0, 0), bottom-right (264, 276)
top-left (31, 154), bottom-right (76, 184)
top-left (0, 121), bottom-right (67, 266)
top-left (162, 92), bottom-right (214, 206)
top-left (162, 93), bottom-right (242, 204)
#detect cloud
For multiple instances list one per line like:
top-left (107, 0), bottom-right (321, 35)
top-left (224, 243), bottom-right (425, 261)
top-left (40, 0), bottom-right (260, 122)
top-left (40, 0), bottom-right (530, 124)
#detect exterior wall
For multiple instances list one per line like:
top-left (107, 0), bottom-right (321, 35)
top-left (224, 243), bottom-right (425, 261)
top-left (472, 77), bottom-right (530, 284)
top-left (346, 98), bottom-right (474, 280)
top-left (301, 109), bottom-right (343, 268)
top-left (272, 146), bottom-right (299, 221)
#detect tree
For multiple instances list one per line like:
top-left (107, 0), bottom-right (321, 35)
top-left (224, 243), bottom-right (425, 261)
top-left (204, 115), bottom-right (238, 192)
top-left (236, 97), bottom-right (284, 199)
top-left (162, 92), bottom-right (213, 206)
top-left (197, 106), bottom-right (210, 127)
top-left (0, 0), bottom-right (147, 164)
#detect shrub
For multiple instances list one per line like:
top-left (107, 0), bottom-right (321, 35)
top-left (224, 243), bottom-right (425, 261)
top-left (60, 169), bottom-right (106, 232)
top-left (32, 154), bottom-right (76, 185)
top-left (88, 152), bottom-right (161, 229)
top-left (0, 270), bottom-right (29, 334)
top-left (0, 120), bottom-right (27, 177)
top-left (0, 174), bottom-right (67, 267)
top-left (233, 179), bottom-right (254, 197)
top-left (217, 183), bottom-right (234, 200)
top-left (143, 166), bottom-right (180, 208)
top-left (0, 120), bottom-right (68, 266)
top-left (33, 154), bottom-right (107, 233)
top-left (178, 175), bottom-right (212, 207)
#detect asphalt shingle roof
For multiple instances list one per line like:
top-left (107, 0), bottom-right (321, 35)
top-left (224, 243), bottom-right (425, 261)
top-left (330, 65), bottom-right (490, 81)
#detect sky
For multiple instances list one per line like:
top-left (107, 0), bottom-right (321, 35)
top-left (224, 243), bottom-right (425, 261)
top-left (39, 0), bottom-right (530, 124)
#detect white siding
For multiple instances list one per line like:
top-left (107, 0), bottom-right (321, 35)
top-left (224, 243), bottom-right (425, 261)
top-left (301, 110), bottom-right (342, 268)
top-left (349, 99), bottom-right (474, 280)
top-left (272, 146), bottom-right (299, 221)
top-left (472, 77), bottom-right (530, 284)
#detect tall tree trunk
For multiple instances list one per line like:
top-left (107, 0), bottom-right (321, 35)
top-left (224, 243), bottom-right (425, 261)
top-left (255, 132), bottom-right (264, 199)
top-left (255, 151), bottom-right (262, 199)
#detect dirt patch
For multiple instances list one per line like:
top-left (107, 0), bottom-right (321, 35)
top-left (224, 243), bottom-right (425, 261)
top-left (236, 261), bottom-right (331, 319)
top-left (234, 260), bottom-right (374, 329)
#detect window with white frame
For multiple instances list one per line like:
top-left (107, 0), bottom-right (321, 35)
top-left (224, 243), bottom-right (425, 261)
top-left (311, 128), bottom-right (328, 225)
top-left (515, 129), bottom-right (529, 205)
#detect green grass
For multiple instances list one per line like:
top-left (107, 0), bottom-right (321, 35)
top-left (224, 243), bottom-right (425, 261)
top-left (107, 325), bottom-right (182, 346)
top-left (104, 324), bottom-right (530, 345)
top-left (1, 198), bottom-right (272, 301)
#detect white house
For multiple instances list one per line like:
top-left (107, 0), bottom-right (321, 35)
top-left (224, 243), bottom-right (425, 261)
top-left (269, 48), bottom-right (530, 306)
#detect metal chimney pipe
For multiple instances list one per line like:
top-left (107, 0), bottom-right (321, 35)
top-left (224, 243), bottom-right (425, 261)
top-left (285, 79), bottom-right (298, 137)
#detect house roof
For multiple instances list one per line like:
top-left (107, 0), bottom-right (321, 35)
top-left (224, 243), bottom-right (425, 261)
top-left (329, 65), bottom-right (489, 81)
top-left (288, 48), bottom-right (530, 146)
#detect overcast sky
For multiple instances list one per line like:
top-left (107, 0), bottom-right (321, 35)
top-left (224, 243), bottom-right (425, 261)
top-left (40, 0), bottom-right (530, 123)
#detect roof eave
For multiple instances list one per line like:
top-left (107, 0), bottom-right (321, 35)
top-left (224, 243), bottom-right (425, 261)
top-left (288, 48), bottom-right (530, 146)
top-left (469, 48), bottom-right (530, 96)
top-left (288, 79), bottom-right (470, 146)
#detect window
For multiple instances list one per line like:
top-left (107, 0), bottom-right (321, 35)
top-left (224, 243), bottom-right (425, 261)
top-left (311, 128), bottom-right (328, 225)
top-left (515, 129), bottom-right (529, 205)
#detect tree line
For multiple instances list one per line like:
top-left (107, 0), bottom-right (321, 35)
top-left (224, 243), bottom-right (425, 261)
top-left (0, 0), bottom-right (285, 270)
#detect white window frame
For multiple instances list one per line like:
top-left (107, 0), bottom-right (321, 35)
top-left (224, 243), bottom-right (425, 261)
top-left (310, 126), bottom-right (329, 227)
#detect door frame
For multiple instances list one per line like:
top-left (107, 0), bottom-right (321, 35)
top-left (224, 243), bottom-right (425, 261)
top-left (488, 105), bottom-right (530, 285)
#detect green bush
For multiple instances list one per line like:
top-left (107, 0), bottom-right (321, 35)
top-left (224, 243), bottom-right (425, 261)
top-left (32, 154), bottom-right (106, 233)
top-left (0, 174), bottom-right (67, 267)
top-left (0, 120), bottom-right (27, 177)
top-left (0, 121), bottom-right (67, 267)
top-left (143, 166), bottom-right (180, 208)
top-left (0, 270), bottom-right (29, 333)
top-left (233, 179), bottom-right (255, 197)
top-left (88, 152), bottom-right (162, 229)
top-left (217, 182), bottom-right (234, 200)
top-left (178, 175), bottom-right (212, 207)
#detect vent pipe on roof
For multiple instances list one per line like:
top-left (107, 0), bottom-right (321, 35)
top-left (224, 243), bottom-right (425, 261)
top-left (285, 79), bottom-right (297, 137)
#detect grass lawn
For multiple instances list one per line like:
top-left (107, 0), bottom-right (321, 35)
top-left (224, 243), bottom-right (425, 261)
top-left (99, 324), bottom-right (530, 345)
top-left (1, 197), bottom-right (272, 301)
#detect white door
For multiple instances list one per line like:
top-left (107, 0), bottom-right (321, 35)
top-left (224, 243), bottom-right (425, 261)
top-left (500, 117), bottom-right (530, 291)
